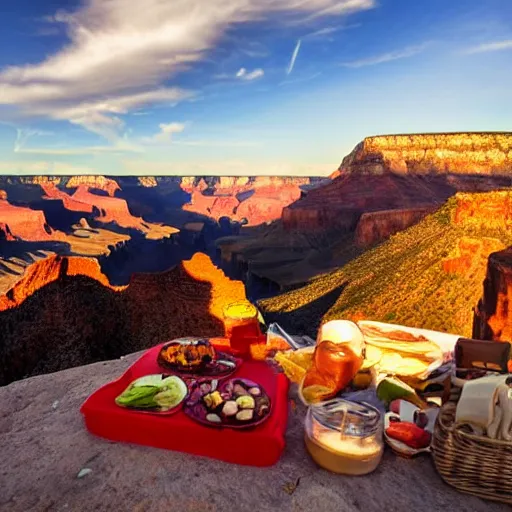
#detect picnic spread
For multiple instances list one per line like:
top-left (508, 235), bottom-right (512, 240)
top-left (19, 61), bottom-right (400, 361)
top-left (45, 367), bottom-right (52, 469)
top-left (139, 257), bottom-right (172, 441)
top-left (81, 300), bottom-right (512, 505)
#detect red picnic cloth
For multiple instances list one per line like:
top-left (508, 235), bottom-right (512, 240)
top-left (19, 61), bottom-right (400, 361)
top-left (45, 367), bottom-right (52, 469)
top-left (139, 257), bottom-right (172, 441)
top-left (80, 342), bottom-right (290, 467)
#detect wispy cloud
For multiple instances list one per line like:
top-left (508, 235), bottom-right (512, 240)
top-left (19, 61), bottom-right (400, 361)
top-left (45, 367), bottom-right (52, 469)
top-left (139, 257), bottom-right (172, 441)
top-left (286, 40), bottom-right (302, 75)
top-left (303, 23), bottom-right (361, 40)
top-left (236, 67), bottom-right (265, 80)
top-left (341, 43), bottom-right (429, 68)
top-left (0, 0), bottom-right (374, 148)
top-left (464, 39), bottom-right (512, 54)
top-left (14, 128), bottom-right (53, 152)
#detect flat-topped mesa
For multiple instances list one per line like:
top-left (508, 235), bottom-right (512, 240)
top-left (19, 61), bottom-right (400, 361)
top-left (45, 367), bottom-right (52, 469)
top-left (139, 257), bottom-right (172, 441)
top-left (285, 132), bottom-right (512, 243)
top-left (335, 132), bottom-right (512, 176)
top-left (473, 248), bottom-right (512, 343)
top-left (0, 190), bottom-right (62, 242)
top-left (66, 175), bottom-right (121, 197)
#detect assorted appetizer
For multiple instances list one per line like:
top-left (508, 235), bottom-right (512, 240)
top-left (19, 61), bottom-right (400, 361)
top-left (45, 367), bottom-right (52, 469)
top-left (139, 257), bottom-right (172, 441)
top-left (157, 337), bottom-right (241, 377)
top-left (184, 378), bottom-right (271, 429)
top-left (115, 374), bottom-right (188, 414)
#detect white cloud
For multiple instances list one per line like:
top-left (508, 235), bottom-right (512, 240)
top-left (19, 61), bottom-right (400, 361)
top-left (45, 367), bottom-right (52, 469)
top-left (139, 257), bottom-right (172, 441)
top-left (341, 43), bottom-right (429, 68)
top-left (465, 39), bottom-right (512, 54)
top-left (0, 160), bottom-right (97, 175)
top-left (142, 122), bottom-right (186, 144)
top-left (236, 67), bottom-right (265, 80)
top-left (286, 39), bottom-right (302, 75)
top-left (0, 0), bottom-right (375, 145)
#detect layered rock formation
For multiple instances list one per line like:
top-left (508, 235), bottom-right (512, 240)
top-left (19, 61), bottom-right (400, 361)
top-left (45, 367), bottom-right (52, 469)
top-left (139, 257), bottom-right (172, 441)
top-left (334, 132), bottom-right (512, 177)
top-left (0, 190), bottom-right (63, 241)
top-left (181, 176), bottom-right (317, 226)
top-left (66, 175), bottom-right (120, 197)
top-left (0, 253), bottom-right (247, 386)
top-left (473, 248), bottom-right (512, 342)
top-left (286, 133), bottom-right (512, 246)
top-left (42, 183), bottom-right (178, 240)
top-left (355, 207), bottom-right (436, 247)
top-left (454, 191), bottom-right (512, 230)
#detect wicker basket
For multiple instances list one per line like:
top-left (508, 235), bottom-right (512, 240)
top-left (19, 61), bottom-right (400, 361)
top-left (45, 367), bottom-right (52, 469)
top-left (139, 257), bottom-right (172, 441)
top-left (432, 391), bottom-right (512, 504)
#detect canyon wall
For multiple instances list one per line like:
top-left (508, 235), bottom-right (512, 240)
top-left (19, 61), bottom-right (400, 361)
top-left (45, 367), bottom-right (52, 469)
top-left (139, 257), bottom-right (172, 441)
top-left (454, 190), bottom-right (512, 231)
top-left (473, 248), bottom-right (512, 343)
top-left (285, 132), bottom-right (512, 244)
top-left (355, 207), bottom-right (436, 247)
top-left (0, 252), bottom-right (247, 386)
top-left (335, 132), bottom-right (512, 177)
top-left (0, 191), bottom-right (62, 242)
top-left (66, 175), bottom-right (120, 196)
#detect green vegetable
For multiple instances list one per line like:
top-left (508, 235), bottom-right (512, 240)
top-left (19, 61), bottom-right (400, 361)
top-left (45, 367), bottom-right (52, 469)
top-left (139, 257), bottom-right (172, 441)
top-left (115, 374), bottom-right (187, 411)
top-left (376, 376), bottom-right (428, 409)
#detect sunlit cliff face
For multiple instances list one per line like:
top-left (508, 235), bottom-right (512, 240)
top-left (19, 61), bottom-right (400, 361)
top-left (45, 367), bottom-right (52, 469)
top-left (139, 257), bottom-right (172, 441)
top-left (338, 133), bottom-right (512, 176)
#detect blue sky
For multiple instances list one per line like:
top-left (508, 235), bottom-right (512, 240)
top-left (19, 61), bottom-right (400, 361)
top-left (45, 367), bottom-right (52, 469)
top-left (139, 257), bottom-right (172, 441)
top-left (0, 0), bottom-right (511, 176)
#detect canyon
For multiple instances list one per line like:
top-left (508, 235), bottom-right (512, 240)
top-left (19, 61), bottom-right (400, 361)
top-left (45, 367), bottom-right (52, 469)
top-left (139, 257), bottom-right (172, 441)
top-left (286, 133), bottom-right (512, 238)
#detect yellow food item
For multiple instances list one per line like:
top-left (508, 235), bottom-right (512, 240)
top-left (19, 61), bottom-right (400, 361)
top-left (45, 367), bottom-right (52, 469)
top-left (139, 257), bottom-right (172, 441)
top-left (223, 301), bottom-right (258, 320)
top-left (274, 352), bottom-right (308, 383)
top-left (377, 351), bottom-right (432, 377)
top-left (204, 391), bottom-right (223, 409)
top-left (361, 346), bottom-right (382, 370)
top-left (301, 384), bottom-right (335, 404)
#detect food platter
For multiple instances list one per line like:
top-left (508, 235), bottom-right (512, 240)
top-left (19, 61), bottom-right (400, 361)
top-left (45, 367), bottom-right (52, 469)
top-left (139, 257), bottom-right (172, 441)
top-left (157, 337), bottom-right (242, 377)
top-left (183, 377), bottom-right (272, 429)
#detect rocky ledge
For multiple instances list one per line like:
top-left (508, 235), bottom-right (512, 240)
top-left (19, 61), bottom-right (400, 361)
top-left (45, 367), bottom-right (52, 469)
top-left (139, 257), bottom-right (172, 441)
top-left (0, 353), bottom-right (507, 512)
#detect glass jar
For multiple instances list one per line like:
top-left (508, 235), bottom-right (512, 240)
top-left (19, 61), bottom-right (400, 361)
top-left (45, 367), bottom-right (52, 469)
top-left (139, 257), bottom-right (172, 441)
top-left (223, 301), bottom-right (260, 355)
top-left (302, 321), bottom-right (365, 401)
top-left (304, 399), bottom-right (383, 476)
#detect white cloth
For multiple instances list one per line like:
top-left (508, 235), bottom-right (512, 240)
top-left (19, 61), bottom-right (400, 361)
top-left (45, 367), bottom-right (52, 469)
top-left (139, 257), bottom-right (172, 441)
top-left (455, 375), bottom-right (509, 428)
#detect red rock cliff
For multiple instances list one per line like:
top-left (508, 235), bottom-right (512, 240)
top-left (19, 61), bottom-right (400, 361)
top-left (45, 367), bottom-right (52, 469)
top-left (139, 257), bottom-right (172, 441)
top-left (473, 248), bottom-right (512, 343)
top-left (182, 176), bottom-right (312, 225)
top-left (337, 132), bottom-right (512, 176)
top-left (355, 207), bottom-right (436, 247)
top-left (0, 191), bottom-right (64, 242)
top-left (285, 132), bottom-right (512, 242)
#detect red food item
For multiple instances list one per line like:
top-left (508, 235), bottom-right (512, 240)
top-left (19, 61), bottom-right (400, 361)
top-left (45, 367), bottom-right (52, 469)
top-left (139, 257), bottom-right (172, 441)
top-left (386, 421), bottom-right (431, 449)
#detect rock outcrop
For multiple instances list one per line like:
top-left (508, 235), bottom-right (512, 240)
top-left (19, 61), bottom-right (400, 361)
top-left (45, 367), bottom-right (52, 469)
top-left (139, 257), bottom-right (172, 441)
top-left (0, 191), bottom-right (63, 242)
top-left (442, 237), bottom-right (505, 275)
top-left (355, 207), bottom-right (437, 247)
top-left (137, 176), bottom-right (158, 187)
top-left (473, 248), bottom-right (512, 342)
top-left (454, 191), bottom-right (512, 230)
top-left (66, 176), bottom-right (120, 197)
top-left (285, 133), bottom-right (512, 245)
top-left (181, 176), bottom-right (317, 226)
top-left (0, 253), bottom-right (246, 386)
top-left (42, 183), bottom-right (178, 240)
top-left (336, 132), bottom-right (512, 176)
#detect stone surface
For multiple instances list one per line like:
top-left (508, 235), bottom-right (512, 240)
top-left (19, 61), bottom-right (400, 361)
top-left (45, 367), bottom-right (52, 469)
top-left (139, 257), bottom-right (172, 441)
top-left (0, 353), bottom-right (507, 512)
